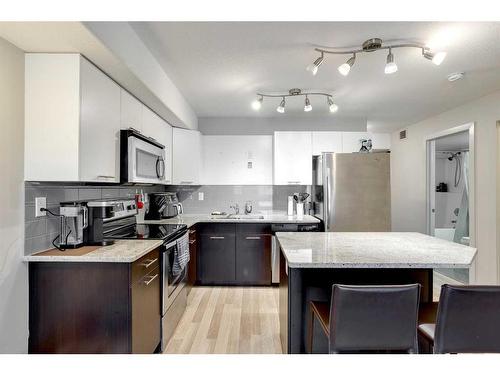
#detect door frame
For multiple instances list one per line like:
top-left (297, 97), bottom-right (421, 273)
top-left (425, 123), bottom-right (476, 281)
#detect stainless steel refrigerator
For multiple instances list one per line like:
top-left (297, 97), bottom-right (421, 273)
top-left (312, 152), bottom-right (391, 232)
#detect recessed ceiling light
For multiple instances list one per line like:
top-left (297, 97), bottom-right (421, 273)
top-left (447, 72), bottom-right (465, 82)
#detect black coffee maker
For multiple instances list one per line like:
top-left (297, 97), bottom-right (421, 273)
top-left (145, 192), bottom-right (183, 220)
top-left (84, 199), bottom-right (137, 245)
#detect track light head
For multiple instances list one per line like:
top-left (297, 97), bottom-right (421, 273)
top-left (327, 96), bottom-right (338, 113)
top-left (276, 98), bottom-right (286, 114)
top-left (338, 54), bottom-right (356, 76)
top-left (384, 49), bottom-right (398, 74)
top-left (304, 96), bottom-right (312, 112)
top-left (423, 49), bottom-right (447, 66)
top-left (251, 96), bottom-right (263, 110)
top-left (306, 53), bottom-right (324, 76)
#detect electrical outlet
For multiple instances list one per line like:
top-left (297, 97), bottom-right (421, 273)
top-left (198, 192), bottom-right (204, 201)
top-left (35, 197), bottom-right (47, 217)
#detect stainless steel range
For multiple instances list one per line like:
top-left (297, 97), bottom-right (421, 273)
top-left (104, 216), bottom-right (189, 352)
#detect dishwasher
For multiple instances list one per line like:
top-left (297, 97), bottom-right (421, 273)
top-left (271, 223), bottom-right (320, 283)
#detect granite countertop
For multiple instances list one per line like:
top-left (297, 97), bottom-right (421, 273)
top-left (23, 239), bottom-right (164, 263)
top-left (276, 232), bottom-right (477, 269)
top-left (138, 212), bottom-right (321, 227)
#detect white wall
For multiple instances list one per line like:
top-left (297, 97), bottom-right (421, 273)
top-left (0, 38), bottom-right (27, 352)
top-left (391, 90), bottom-right (500, 284)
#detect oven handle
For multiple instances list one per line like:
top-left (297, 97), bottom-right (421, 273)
top-left (163, 230), bottom-right (189, 250)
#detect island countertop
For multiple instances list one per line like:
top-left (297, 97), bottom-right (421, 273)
top-left (276, 232), bottom-right (477, 269)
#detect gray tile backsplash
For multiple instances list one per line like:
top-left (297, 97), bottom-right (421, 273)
top-left (25, 183), bottom-right (311, 255)
top-left (24, 183), bottom-right (165, 255)
top-left (166, 185), bottom-right (311, 215)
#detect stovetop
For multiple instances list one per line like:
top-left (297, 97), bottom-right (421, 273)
top-left (105, 223), bottom-right (187, 241)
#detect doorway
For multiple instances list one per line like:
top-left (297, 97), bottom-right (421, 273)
top-left (426, 123), bottom-right (476, 285)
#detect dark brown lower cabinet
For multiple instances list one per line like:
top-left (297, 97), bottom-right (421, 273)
top-left (236, 234), bottom-right (272, 285)
top-left (29, 247), bottom-right (161, 354)
top-left (197, 223), bottom-right (272, 286)
top-left (199, 233), bottom-right (236, 284)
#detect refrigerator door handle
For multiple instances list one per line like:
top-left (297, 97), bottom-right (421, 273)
top-left (325, 168), bottom-right (331, 231)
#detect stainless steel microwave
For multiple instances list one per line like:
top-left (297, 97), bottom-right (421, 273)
top-left (120, 128), bottom-right (166, 184)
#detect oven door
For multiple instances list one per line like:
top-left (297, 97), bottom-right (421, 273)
top-left (128, 135), bottom-right (166, 184)
top-left (161, 231), bottom-right (189, 315)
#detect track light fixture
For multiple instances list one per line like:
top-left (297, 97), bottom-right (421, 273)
top-left (304, 96), bottom-right (312, 112)
top-left (422, 50), bottom-right (447, 66)
top-left (308, 37), bottom-right (446, 76)
top-left (306, 52), bottom-right (324, 76)
top-left (327, 96), bottom-right (338, 113)
top-left (276, 97), bottom-right (286, 113)
top-left (251, 95), bottom-right (263, 110)
top-left (252, 88), bottom-right (338, 114)
top-left (338, 54), bottom-right (356, 76)
top-left (384, 48), bottom-right (398, 74)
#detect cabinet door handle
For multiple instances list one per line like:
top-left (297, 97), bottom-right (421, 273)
top-left (287, 181), bottom-right (301, 184)
top-left (97, 175), bottom-right (116, 179)
top-left (180, 181), bottom-right (193, 185)
top-left (245, 236), bottom-right (261, 240)
top-left (142, 273), bottom-right (158, 286)
top-left (209, 236), bottom-right (225, 240)
top-left (140, 258), bottom-right (157, 268)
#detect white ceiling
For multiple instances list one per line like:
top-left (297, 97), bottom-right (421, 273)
top-left (132, 22), bottom-right (500, 132)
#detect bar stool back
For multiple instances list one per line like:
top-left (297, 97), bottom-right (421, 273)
top-left (434, 285), bottom-right (500, 354)
top-left (329, 284), bottom-right (421, 353)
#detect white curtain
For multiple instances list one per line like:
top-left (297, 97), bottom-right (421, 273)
top-left (453, 151), bottom-right (469, 244)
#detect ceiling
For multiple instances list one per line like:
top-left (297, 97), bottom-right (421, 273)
top-left (132, 22), bottom-right (500, 132)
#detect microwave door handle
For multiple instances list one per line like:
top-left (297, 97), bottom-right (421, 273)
top-left (156, 157), bottom-right (165, 179)
top-left (156, 157), bottom-right (161, 178)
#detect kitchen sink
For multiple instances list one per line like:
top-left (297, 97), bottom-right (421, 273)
top-left (211, 214), bottom-right (265, 220)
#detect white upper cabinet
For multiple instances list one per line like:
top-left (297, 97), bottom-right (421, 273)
top-left (273, 131), bottom-right (313, 185)
top-left (172, 128), bottom-right (202, 185)
top-left (25, 54), bottom-right (121, 182)
top-left (143, 108), bottom-right (173, 184)
top-left (312, 132), bottom-right (343, 155)
top-left (202, 136), bottom-right (273, 185)
top-left (120, 89), bottom-right (143, 132)
top-left (79, 58), bottom-right (121, 183)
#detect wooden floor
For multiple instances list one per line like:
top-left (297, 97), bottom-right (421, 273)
top-left (164, 286), bottom-right (283, 354)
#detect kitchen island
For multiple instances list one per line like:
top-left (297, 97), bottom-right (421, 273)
top-left (276, 232), bottom-right (477, 354)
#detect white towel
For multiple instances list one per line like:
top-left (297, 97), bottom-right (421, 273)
top-left (172, 234), bottom-right (190, 276)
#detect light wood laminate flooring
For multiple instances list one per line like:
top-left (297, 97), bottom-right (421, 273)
top-left (164, 286), bottom-right (282, 354)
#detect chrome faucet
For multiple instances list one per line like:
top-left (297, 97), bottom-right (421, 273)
top-left (230, 204), bottom-right (240, 215)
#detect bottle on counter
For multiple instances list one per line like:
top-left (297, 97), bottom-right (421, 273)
top-left (287, 196), bottom-right (294, 216)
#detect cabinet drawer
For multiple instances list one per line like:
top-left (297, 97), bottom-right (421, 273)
top-left (131, 247), bottom-right (160, 284)
top-left (131, 266), bottom-right (161, 353)
top-left (197, 223), bottom-right (236, 235)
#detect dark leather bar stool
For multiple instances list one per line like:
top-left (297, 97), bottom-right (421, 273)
top-left (308, 284), bottom-right (421, 354)
top-left (418, 284), bottom-right (500, 353)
